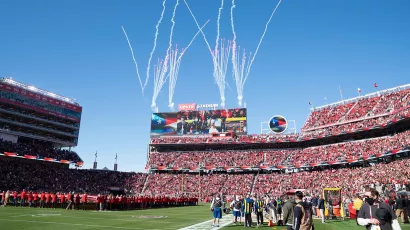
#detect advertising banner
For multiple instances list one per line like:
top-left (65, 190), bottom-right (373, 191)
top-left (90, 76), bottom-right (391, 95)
top-left (178, 103), bottom-right (196, 111)
top-left (150, 108), bottom-right (247, 137)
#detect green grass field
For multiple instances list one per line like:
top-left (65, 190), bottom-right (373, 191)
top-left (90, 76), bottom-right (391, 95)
top-left (0, 204), bottom-right (409, 230)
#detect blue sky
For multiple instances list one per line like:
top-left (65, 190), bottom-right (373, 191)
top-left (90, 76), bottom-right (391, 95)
top-left (0, 0), bottom-right (409, 172)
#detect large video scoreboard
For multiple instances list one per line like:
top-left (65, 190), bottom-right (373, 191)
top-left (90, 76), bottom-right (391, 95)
top-left (150, 108), bottom-right (247, 137)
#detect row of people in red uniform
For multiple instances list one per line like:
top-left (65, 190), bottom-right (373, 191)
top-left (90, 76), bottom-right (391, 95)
top-left (1, 190), bottom-right (88, 210)
top-left (95, 194), bottom-right (199, 211)
top-left (1, 190), bottom-right (198, 211)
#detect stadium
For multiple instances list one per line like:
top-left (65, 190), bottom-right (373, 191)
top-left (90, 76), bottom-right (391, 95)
top-left (1, 75), bottom-right (410, 229)
top-left (1, 0), bottom-right (410, 230)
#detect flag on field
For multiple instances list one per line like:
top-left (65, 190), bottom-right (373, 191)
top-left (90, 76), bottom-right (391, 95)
top-left (309, 101), bottom-right (312, 106)
top-left (358, 88), bottom-right (362, 93)
top-left (95, 151), bottom-right (97, 158)
top-left (374, 83), bottom-right (378, 88)
top-left (115, 153), bottom-right (117, 160)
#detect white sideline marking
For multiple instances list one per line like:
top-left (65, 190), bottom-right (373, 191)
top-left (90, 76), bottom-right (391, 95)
top-left (0, 218), bottom-right (161, 230)
top-left (179, 214), bottom-right (234, 230)
top-left (33, 214), bottom-right (62, 217)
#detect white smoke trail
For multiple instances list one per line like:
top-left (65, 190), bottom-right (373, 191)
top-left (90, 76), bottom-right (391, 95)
top-left (152, 0), bottom-right (179, 112)
top-left (215, 0), bottom-right (224, 52)
top-left (184, 0), bottom-right (229, 107)
top-left (169, 20), bottom-right (210, 111)
top-left (183, 0), bottom-right (217, 63)
top-left (230, 0), bottom-right (242, 106)
top-left (145, 0), bottom-right (167, 94)
top-left (245, 0), bottom-right (282, 78)
top-left (152, 58), bottom-right (169, 111)
top-left (230, 0), bottom-right (236, 45)
top-left (167, 0), bottom-right (179, 57)
top-left (214, 39), bottom-right (231, 108)
top-left (121, 26), bottom-right (143, 92)
top-left (232, 44), bottom-right (250, 106)
top-left (178, 20), bottom-right (210, 61)
top-left (213, 0), bottom-right (230, 109)
top-left (168, 48), bottom-right (179, 111)
top-left (231, 0), bottom-right (282, 106)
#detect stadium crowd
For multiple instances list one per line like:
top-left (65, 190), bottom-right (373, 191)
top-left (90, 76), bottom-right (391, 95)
top-left (302, 88), bottom-right (410, 130)
top-left (148, 129), bottom-right (410, 168)
top-left (1, 150), bottom-right (409, 208)
top-left (149, 87), bottom-right (410, 145)
top-left (0, 139), bottom-right (82, 162)
top-left (142, 157), bottom-right (410, 201)
top-left (0, 159), bottom-right (145, 193)
top-left (253, 158), bottom-right (410, 197)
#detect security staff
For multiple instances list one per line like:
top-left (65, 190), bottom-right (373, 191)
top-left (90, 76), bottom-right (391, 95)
top-left (254, 196), bottom-right (265, 226)
top-left (243, 194), bottom-right (254, 228)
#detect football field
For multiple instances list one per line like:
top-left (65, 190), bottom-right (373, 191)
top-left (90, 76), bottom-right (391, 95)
top-left (1, 204), bottom-right (410, 230)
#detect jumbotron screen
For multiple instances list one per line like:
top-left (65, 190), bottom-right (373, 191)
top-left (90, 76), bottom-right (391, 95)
top-left (150, 108), bottom-right (247, 137)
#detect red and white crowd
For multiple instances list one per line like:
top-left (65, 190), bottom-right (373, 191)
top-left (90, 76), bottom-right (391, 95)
top-left (0, 139), bottom-right (81, 162)
top-left (143, 158), bottom-right (410, 201)
top-left (150, 88), bottom-right (410, 145)
top-left (148, 129), bottom-right (410, 168)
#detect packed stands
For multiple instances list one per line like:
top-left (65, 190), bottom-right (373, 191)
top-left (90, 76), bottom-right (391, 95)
top-left (253, 158), bottom-right (410, 197)
top-left (149, 85), bottom-right (410, 145)
top-left (148, 130), bottom-right (410, 169)
top-left (143, 157), bottom-right (410, 200)
top-left (302, 87), bottom-right (410, 131)
top-left (148, 150), bottom-right (264, 168)
top-left (0, 159), bottom-right (146, 193)
top-left (0, 139), bottom-right (82, 162)
top-left (143, 173), bottom-right (255, 201)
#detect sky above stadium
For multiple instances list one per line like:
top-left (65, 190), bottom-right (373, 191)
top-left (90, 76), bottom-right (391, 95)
top-left (0, 0), bottom-right (409, 172)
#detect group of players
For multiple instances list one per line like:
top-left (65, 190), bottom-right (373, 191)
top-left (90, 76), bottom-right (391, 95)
top-left (1, 190), bottom-right (199, 211)
top-left (1, 190), bottom-right (87, 210)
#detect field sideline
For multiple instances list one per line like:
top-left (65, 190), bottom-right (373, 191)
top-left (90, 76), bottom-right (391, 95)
top-left (1, 204), bottom-right (410, 230)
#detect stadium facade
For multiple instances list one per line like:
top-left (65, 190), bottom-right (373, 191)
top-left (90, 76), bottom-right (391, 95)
top-left (0, 78), bottom-right (83, 166)
top-left (148, 84), bottom-right (410, 173)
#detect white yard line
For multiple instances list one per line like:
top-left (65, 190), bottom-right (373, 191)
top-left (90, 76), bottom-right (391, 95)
top-left (178, 214), bottom-right (234, 230)
top-left (0, 218), bottom-right (161, 230)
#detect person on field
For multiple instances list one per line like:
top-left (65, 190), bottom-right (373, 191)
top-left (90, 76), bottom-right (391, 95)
top-left (210, 195), bottom-right (223, 228)
top-left (283, 195), bottom-right (297, 230)
top-left (243, 194), bottom-right (254, 228)
top-left (317, 195), bottom-right (326, 224)
top-left (293, 191), bottom-right (313, 230)
top-left (240, 195), bottom-right (245, 224)
top-left (311, 195), bottom-right (318, 217)
top-left (358, 189), bottom-right (401, 230)
top-left (254, 196), bottom-right (265, 226)
top-left (66, 192), bottom-right (75, 210)
top-left (82, 192), bottom-right (88, 210)
top-left (277, 197), bottom-right (283, 220)
top-left (355, 194), bottom-right (365, 225)
top-left (395, 194), bottom-right (409, 224)
top-left (230, 195), bottom-right (242, 225)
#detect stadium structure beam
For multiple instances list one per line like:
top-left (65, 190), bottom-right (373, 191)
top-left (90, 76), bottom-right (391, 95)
top-left (312, 83), bottom-right (410, 111)
top-left (1, 77), bottom-right (78, 105)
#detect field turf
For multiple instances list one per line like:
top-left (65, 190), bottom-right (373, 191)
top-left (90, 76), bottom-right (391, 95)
top-left (1, 204), bottom-right (410, 230)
